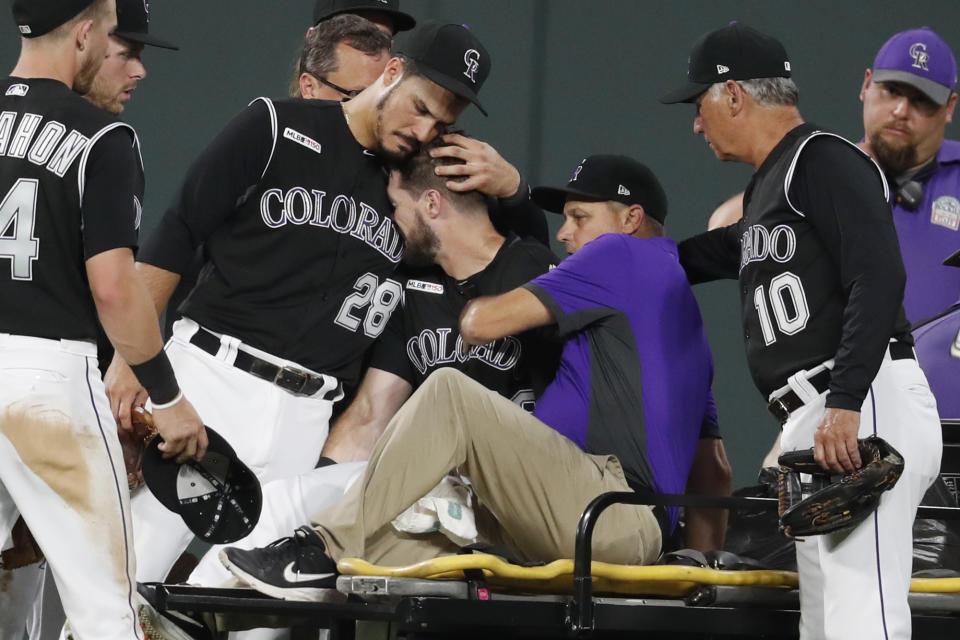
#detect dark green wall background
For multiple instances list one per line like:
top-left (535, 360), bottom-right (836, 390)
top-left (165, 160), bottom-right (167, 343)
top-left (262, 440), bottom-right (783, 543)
top-left (3, 2), bottom-right (958, 487)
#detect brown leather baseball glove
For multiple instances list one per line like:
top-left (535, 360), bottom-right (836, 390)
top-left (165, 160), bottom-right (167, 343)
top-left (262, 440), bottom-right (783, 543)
top-left (119, 406), bottom-right (158, 491)
top-left (1, 516), bottom-right (43, 570)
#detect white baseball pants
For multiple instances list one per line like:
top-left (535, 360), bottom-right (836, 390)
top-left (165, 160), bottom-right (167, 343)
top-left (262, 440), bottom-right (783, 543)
top-left (0, 334), bottom-right (141, 640)
top-left (778, 351), bottom-right (942, 640)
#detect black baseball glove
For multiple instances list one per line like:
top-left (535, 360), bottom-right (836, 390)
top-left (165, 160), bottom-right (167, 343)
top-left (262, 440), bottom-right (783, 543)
top-left (777, 435), bottom-right (904, 537)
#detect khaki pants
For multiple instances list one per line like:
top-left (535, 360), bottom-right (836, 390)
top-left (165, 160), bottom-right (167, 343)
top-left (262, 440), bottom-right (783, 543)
top-left (312, 368), bottom-right (661, 566)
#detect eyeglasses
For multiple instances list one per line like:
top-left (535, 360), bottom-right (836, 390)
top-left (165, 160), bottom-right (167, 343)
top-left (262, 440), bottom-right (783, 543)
top-left (309, 72), bottom-right (364, 100)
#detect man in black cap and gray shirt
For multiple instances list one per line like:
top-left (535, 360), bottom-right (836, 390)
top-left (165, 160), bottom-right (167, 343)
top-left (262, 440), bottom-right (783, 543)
top-left (104, 21), bottom-right (494, 587)
top-left (0, 1), bottom-right (207, 639)
top-left (662, 22), bottom-right (941, 640)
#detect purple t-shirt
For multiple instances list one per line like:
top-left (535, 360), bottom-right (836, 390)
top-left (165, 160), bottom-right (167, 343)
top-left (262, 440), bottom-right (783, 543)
top-left (524, 234), bottom-right (717, 525)
top-left (894, 140), bottom-right (960, 323)
top-left (913, 300), bottom-right (960, 419)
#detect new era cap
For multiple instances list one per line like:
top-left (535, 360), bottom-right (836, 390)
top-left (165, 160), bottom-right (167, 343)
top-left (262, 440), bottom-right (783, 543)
top-left (11, 0), bottom-right (97, 38)
top-left (660, 22), bottom-right (792, 104)
top-left (872, 27), bottom-right (957, 106)
top-left (142, 427), bottom-right (262, 544)
top-left (314, 0), bottom-right (415, 33)
top-left (397, 22), bottom-right (491, 116)
top-left (532, 155), bottom-right (668, 223)
top-left (113, 0), bottom-right (177, 50)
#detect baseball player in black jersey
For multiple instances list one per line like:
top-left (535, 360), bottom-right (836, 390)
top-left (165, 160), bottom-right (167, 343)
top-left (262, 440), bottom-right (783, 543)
top-left (0, 3), bottom-right (184, 638)
top-left (170, 139), bottom-right (559, 609)
top-left (0, 1), bottom-right (206, 639)
top-left (104, 22), bottom-right (495, 586)
top-left (663, 23), bottom-right (941, 640)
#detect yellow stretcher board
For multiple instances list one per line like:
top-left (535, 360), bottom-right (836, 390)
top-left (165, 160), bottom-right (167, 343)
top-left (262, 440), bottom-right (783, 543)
top-left (339, 555), bottom-right (960, 598)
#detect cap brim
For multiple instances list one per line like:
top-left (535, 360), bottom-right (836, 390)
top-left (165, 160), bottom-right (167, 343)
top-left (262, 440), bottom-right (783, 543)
top-left (389, 11), bottom-right (416, 32)
top-left (944, 248), bottom-right (960, 267)
top-left (113, 30), bottom-right (179, 50)
top-left (314, 8), bottom-right (416, 32)
top-left (659, 80), bottom-right (712, 104)
top-left (872, 69), bottom-right (953, 106)
top-left (531, 186), bottom-right (607, 213)
top-left (417, 65), bottom-right (487, 116)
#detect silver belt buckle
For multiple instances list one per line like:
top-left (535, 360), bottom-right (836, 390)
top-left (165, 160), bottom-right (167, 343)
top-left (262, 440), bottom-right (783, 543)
top-left (275, 366), bottom-right (310, 394)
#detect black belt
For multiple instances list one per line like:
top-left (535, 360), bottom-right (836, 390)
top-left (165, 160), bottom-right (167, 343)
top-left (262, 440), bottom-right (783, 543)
top-left (767, 341), bottom-right (915, 423)
top-left (189, 328), bottom-right (341, 399)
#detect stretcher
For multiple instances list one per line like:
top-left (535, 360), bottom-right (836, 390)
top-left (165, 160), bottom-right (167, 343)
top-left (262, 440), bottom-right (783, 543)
top-left (139, 491), bottom-right (960, 639)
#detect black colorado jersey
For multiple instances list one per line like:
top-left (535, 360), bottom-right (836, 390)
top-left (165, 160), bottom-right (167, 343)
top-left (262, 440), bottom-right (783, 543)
top-left (680, 123), bottom-right (911, 408)
top-left (371, 235), bottom-right (560, 407)
top-left (140, 99), bottom-right (400, 384)
top-left (0, 77), bottom-right (142, 342)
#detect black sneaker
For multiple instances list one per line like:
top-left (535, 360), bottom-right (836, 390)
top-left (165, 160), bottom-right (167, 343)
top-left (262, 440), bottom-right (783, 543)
top-left (219, 526), bottom-right (339, 601)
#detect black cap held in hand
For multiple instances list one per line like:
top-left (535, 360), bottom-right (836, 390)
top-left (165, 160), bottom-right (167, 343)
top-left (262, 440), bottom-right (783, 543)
top-left (398, 22), bottom-right (491, 116)
top-left (532, 155), bottom-right (668, 223)
top-left (113, 0), bottom-right (178, 50)
top-left (660, 22), bottom-right (792, 104)
top-left (11, 0), bottom-right (97, 38)
top-left (142, 426), bottom-right (262, 544)
top-left (313, 0), bottom-right (415, 32)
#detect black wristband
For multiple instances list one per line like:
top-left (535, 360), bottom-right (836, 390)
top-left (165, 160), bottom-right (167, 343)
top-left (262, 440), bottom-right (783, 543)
top-left (130, 350), bottom-right (181, 405)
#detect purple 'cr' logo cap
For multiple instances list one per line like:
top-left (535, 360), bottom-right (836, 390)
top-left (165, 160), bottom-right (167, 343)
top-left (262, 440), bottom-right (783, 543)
top-left (872, 27), bottom-right (957, 106)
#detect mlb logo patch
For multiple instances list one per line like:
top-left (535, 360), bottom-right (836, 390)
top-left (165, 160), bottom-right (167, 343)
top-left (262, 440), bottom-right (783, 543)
top-left (931, 195), bottom-right (960, 231)
top-left (283, 127), bottom-right (322, 155)
top-left (5, 84), bottom-right (28, 97)
top-left (407, 279), bottom-right (444, 294)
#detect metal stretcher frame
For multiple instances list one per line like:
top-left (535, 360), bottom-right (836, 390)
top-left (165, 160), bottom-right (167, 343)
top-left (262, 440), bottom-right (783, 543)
top-left (139, 491), bottom-right (960, 639)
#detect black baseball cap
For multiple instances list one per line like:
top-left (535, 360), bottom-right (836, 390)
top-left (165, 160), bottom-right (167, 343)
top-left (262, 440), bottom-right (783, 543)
top-left (532, 155), bottom-right (668, 223)
top-left (313, 0), bottom-right (415, 33)
top-left (11, 0), bottom-right (97, 38)
top-left (660, 22), bottom-right (792, 104)
top-left (397, 22), bottom-right (491, 116)
top-left (113, 0), bottom-right (177, 50)
top-left (142, 427), bottom-right (262, 544)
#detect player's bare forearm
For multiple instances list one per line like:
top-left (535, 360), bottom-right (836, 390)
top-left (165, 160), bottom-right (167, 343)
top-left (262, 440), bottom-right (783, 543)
top-left (814, 407), bottom-right (862, 474)
top-left (136, 261), bottom-right (182, 316)
top-left (460, 287), bottom-right (553, 347)
top-left (684, 437), bottom-right (733, 551)
top-left (87, 249), bottom-right (166, 366)
top-left (321, 368), bottom-right (413, 463)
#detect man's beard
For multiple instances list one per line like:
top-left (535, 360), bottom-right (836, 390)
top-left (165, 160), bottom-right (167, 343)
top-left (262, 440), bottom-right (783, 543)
top-left (374, 83), bottom-right (419, 163)
top-left (401, 210), bottom-right (439, 267)
top-left (85, 79), bottom-right (123, 115)
top-left (869, 128), bottom-right (918, 175)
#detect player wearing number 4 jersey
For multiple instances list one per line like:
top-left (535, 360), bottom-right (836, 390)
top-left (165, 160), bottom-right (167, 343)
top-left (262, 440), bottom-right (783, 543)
top-left (105, 22), bottom-right (496, 582)
top-left (0, 1), bottom-right (207, 639)
top-left (664, 23), bottom-right (941, 640)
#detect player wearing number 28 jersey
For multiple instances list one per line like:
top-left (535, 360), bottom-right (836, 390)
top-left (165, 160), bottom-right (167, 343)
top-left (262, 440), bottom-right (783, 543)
top-left (119, 23), bottom-right (494, 582)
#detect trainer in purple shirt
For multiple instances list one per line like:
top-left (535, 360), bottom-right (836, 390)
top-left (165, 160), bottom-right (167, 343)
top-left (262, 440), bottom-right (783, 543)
top-left (860, 27), bottom-right (960, 323)
top-left (463, 155), bottom-right (732, 548)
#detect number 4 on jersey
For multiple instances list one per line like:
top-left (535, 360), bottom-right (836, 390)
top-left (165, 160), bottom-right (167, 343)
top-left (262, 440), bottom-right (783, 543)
top-left (0, 179), bottom-right (40, 281)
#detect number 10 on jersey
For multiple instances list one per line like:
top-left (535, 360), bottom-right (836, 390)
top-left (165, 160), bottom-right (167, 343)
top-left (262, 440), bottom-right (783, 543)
top-left (753, 271), bottom-right (810, 345)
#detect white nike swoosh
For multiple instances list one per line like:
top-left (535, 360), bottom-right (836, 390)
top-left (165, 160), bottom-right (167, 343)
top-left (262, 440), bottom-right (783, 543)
top-left (362, 150), bottom-right (375, 157)
top-left (282, 561), bottom-right (334, 583)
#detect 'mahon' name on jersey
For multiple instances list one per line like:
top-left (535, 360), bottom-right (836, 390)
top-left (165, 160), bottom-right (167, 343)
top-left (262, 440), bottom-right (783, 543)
top-left (0, 78), bottom-right (143, 342)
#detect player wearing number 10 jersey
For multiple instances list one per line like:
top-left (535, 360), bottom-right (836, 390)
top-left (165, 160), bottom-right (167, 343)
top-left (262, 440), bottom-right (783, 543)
top-left (111, 24), bottom-right (498, 582)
